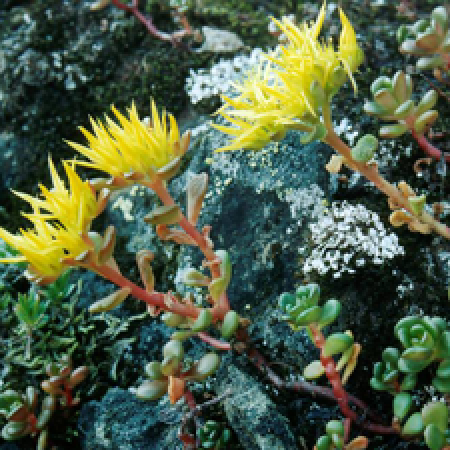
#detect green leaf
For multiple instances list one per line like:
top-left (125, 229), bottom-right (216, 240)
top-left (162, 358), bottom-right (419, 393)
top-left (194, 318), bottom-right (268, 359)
top-left (278, 293), bottom-right (296, 312)
top-left (431, 6), bottom-right (448, 32)
top-left (374, 88), bottom-right (398, 111)
top-left (370, 377), bottom-right (387, 391)
top-left (392, 71), bottom-right (409, 103)
top-left (400, 373), bottom-right (417, 391)
top-left (383, 369), bottom-right (399, 383)
top-left (296, 283), bottom-right (320, 306)
top-left (315, 435), bottom-right (332, 450)
top-left (363, 101), bottom-right (387, 117)
top-left (393, 393), bottom-right (413, 420)
top-left (221, 310), bottom-right (239, 339)
top-left (422, 402), bottom-right (448, 433)
top-left (1, 421), bottom-right (28, 441)
top-left (437, 359), bottom-right (450, 378)
top-left (188, 353), bottom-right (220, 381)
top-left (379, 124), bottom-right (409, 139)
top-left (401, 346), bottom-right (433, 361)
top-left (145, 361), bottom-right (163, 380)
top-left (398, 357), bottom-right (430, 374)
top-left (0, 390), bottom-right (23, 419)
top-left (402, 412), bottom-right (424, 436)
top-left (135, 380), bottom-right (169, 401)
top-left (326, 420), bottom-right (344, 436)
top-left (295, 306), bottom-right (322, 326)
top-left (318, 299), bottom-right (341, 328)
top-left (408, 195), bottom-right (427, 217)
top-left (394, 100), bottom-right (415, 119)
top-left (190, 309), bottom-right (213, 332)
top-left (351, 134), bottom-right (378, 163)
top-left (414, 110), bottom-right (438, 135)
top-left (303, 360), bottom-right (325, 380)
top-left (208, 250), bottom-right (232, 302)
top-left (370, 76), bottom-right (392, 96)
top-left (432, 376), bottom-right (450, 393)
top-left (424, 424), bottom-right (444, 450)
top-left (144, 205), bottom-right (182, 225)
top-left (416, 91), bottom-right (438, 116)
top-left (300, 123), bottom-right (327, 144)
top-left (382, 347), bottom-right (400, 365)
top-left (323, 333), bottom-right (354, 357)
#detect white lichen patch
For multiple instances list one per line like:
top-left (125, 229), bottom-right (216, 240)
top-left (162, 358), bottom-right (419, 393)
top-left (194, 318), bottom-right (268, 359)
top-left (303, 201), bottom-right (405, 278)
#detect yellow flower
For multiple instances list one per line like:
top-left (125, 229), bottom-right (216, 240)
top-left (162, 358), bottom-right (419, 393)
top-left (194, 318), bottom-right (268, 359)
top-left (213, 2), bottom-right (364, 152)
top-left (0, 159), bottom-right (102, 283)
top-left (66, 100), bottom-right (189, 182)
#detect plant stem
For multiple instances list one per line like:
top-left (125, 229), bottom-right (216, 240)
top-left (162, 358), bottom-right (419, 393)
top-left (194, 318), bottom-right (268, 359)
top-left (92, 261), bottom-right (203, 319)
top-left (322, 122), bottom-right (450, 239)
top-left (235, 329), bottom-right (397, 435)
top-left (148, 178), bottom-right (231, 314)
top-left (196, 332), bottom-right (232, 351)
top-left (411, 129), bottom-right (450, 163)
top-left (308, 324), bottom-right (356, 421)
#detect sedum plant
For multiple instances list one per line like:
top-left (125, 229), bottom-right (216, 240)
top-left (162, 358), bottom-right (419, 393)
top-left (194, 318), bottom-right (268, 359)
top-left (14, 289), bottom-right (49, 360)
top-left (0, 356), bottom-right (88, 449)
top-left (0, 3), bottom-right (450, 449)
top-left (398, 6), bottom-right (450, 74)
top-left (371, 315), bottom-right (450, 449)
top-left (197, 420), bottom-right (231, 449)
top-left (278, 284), bottom-right (361, 421)
top-left (314, 419), bottom-right (368, 450)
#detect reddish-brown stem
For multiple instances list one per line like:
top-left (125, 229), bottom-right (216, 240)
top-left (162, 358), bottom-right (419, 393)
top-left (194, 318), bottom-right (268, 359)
top-left (27, 413), bottom-right (38, 434)
top-left (184, 389), bottom-right (197, 411)
top-left (148, 178), bottom-right (231, 314)
top-left (344, 418), bottom-right (351, 444)
top-left (63, 382), bottom-right (73, 407)
top-left (309, 325), bottom-right (356, 421)
top-left (111, 0), bottom-right (192, 48)
top-left (411, 129), bottom-right (450, 163)
top-left (196, 332), bottom-right (232, 351)
top-left (235, 329), bottom-right (397, 435)
top-left (92, 261), bottom-right (203, 319)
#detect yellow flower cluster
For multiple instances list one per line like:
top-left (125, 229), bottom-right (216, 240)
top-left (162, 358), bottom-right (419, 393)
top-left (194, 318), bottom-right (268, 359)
top-left (0, 158), bottom-right (103, 283)
top-left (67, 100), bottom-right (185, 181)
top-left (213, 2), bottom-right (364, 152)
top-left (0, 101), bottom-right (186, 283)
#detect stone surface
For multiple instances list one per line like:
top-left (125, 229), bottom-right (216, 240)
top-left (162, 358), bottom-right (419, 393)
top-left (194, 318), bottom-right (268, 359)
top-left (79, 388), bottom-right (180, 450)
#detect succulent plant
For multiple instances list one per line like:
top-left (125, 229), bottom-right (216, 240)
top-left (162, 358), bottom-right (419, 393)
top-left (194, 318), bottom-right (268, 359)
top-left (0, 387), bottom-right (55, 449)
top-left (364, 71), bottom-right (439, 138)
top-left (135, 340), bottom-right (220, 404)
top-left (314, 419), bottom-right (368, 450)
top-left (397, 6), bottom-right (450, 73)
top-left (392, 396), bottom-right (450, 450)
top-left (197, 420), bottom-right (231, 449)
top-left (371, 315), bottom-right (450, 394)
top-left (41, 355), bottom-right (89, 408)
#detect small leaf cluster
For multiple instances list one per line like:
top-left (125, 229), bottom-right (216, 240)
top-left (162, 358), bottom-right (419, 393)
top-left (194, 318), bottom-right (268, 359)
top-left (40, 269), bottom-right (76, 306)
top-left (398, 6), bottom-right (450, 72)
top-left (0, 387), bottom-right (54, 449)
top-left (41, 355), bottom-right (89, 408)
top-left (135, 340), bottom-right (220, 404)
top-left (14, 289), bottom-right (49, 333)
top-left (197, 420), bottom-right (231, 449)
top-left (278, 284), bottom-right (359, 382)
top-left (394, 398), bottom-right (449, 450)
top-left (314, 420), bottom-right (368, 450)
top-left (371, 315), bottom-right (450, 449)
top-left (371, 315), bottom-right (450, 393)
top-left (364, 71), bottom-right (438, 137)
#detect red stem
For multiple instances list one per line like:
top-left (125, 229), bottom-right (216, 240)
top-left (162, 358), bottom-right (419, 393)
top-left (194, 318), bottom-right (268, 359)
top-left (93, 262), bottom-right (203, 319)
top-left (309, 325), bottom-right (356, 421)
top-left (196, 332), bottom-right (232, 351)
top-left (411, 129), bottom-right (450, 163)
top-left (63, 382), bottom-right (73, 407)
top-left (235, 329), bottom-right (397, 435)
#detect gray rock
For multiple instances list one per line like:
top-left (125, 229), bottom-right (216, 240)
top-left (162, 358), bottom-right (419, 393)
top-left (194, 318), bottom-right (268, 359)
top-left (79, 388), bottom-right (181, 450)
top-left (215, 356), bottom-right (297, 450)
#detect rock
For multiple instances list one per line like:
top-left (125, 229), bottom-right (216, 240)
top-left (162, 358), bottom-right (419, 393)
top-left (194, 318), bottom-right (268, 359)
top-left (215, 356), bottom-right (298, 449)
top-left (79, 388), bottom-right (181, 450)
top-left (196, 26), bottom-right (245, 53)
